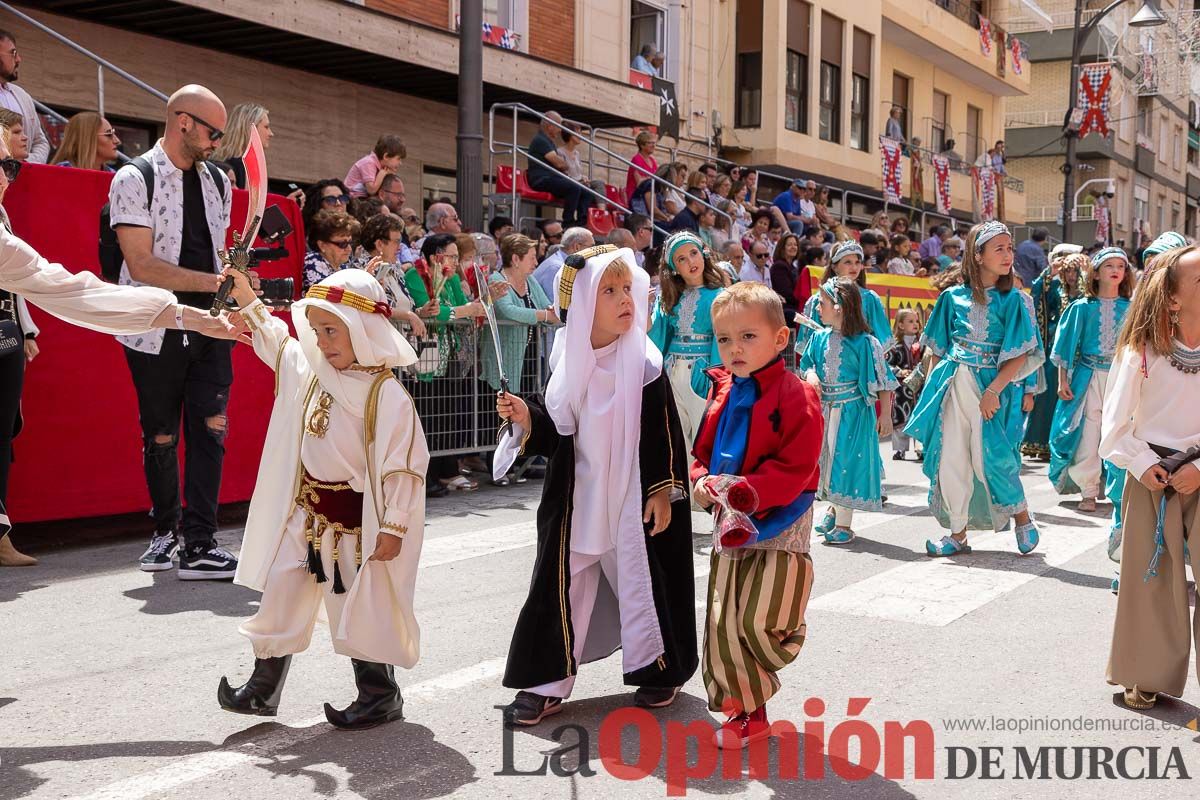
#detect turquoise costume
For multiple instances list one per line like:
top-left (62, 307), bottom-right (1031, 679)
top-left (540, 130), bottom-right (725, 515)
top-left (904, 284), bottom-right (1044, 531)
top-left (1048, 297), bottom-right (1130, 495)
top-left (799, 329), bottom-right (898, 512)
top-left (800, 286), bottom-right (895, 352)
top-left (1021, 267), bottom-right (1075, 457)
top-left (649, 286), bottom-right (723, 399)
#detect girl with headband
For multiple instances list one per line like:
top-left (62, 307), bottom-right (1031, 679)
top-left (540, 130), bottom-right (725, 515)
top-left (800, 276), bottom-right (897, 544)
top-left (1100, 244), bottom-right (1200, 710)
top-left (904, 221), bottom-right (1046, 558)
top-left (216, 268), bottom-right (426, 731)
top-left (650, 231), bottom-right (727, 446)
top-left (1022, 249), bottom-right (1084, 460)
top-left (798, 239), bottom-right (895, 353)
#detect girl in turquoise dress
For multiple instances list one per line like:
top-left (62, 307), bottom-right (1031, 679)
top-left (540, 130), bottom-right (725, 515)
top-left (800, 277), bottom-right (897, 545)
top-left (799, 240), bottom-right (895, 352)
top-left (904, 221), bottom-right (1045, 557)
top-left (1021, 252), bottom-right (1083, 459)
top-left (650, 231), bottom-right (726, 446)
top-left (1049, 248), bottom-right (1133, 513)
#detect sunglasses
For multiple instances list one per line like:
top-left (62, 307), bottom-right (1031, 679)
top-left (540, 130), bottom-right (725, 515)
top-left (325, 239), bottom-right (353, 250)
top-left (174, 110), bottom-right (224, 142)
top-left (321, 194), bottom-right (350, 206)
top-left (751, 252), bottom-right (769, 259)
top-left (100, 129), bottom-right (119, 140)
top-left (545, 233), bottom-right (563, 242)
top-left (0, 158), bottom-right (19, 181)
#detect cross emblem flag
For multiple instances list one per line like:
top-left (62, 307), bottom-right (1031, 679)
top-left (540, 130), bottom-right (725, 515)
top-left (933, 155), bottom-right (952, 215)
top-left (979, 17), bottom-right (993, 56)
top-left (1078, 63), bottom-right (1113, 138)
top-left (879, 136), bottom-right (903, 203)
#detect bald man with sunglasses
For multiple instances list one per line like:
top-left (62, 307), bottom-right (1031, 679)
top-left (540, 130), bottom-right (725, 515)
top-left (107, 83), bottom-right (254, 581)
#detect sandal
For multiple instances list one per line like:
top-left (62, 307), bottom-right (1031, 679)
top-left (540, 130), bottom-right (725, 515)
top-left (1078, 497), bottom-right (1097, 513)
top-left (442, 476), bottom-right (479, 492)
top-left (1123, 686), bottom-right (1157, 710)
top-left (1015, 520), bottom-right (1040, 555)
top-left (822, 528), bottom-right (855, 545)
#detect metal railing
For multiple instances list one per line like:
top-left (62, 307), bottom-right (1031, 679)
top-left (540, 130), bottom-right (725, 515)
top-left (488, 102), bottom-right (734, 236)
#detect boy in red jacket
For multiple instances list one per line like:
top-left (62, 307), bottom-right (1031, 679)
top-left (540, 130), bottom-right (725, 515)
top-left (691, 281), bottom-right (823, 750)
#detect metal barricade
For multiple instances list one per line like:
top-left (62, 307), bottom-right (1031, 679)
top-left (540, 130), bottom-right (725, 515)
top-left (398, 318), bottom-right (551, 458)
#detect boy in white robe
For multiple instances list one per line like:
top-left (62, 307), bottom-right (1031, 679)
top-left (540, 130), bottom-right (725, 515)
top-left (217, 268), bottom-right (428, 730)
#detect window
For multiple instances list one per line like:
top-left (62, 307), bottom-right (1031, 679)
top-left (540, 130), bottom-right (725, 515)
top-left (892, 73), bottom-right (911, 141)
top-left (819, 13), bottom-right (843, 144)
top-left (966, 105), bottom-right (982, 164)
top-left (1136, 97), bottom-right (1153, 140)
top-left (1159, 116), bottom-right (1168, 161)
top-left (1119, 94), bottom-right (1133, 143)
top-left (631, 1), bottom-right (665, 75)
top-left (1174, 126), bottom-right (1183, 170)
top-left (820, 62), bottom-right (841, 143)
top-left (1158, 196), bottom-right (1166, 232)
top-left (1172, 201), bottom-right (1181, 232)
top-left (931, 90), bottom-right (949, 154)
top-left (850, 27), bottom-right (870, 152)
top-left (786, 1), bottom-right (811, 134)
top-left (735, 0), bottom-right (763, 127)
top-left (482, 0), bottom-right (516, 26)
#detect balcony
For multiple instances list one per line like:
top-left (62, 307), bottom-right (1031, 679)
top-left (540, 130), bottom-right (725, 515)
top-left (882, 0), bottom-right (1031, 96)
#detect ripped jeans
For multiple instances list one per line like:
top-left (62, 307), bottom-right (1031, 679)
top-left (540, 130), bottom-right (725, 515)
top-left (124, 330), bottom-right (233, 548)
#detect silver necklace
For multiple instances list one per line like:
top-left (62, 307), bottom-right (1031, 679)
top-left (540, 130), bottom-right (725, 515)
top-left (1168, 341), bottom-right (1200, 374)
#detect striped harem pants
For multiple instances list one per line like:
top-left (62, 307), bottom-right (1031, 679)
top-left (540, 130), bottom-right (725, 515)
top-left (702, 548), bottom-right (814, 714)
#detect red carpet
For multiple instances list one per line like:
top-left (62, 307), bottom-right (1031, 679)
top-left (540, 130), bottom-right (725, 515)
top-left (5, 162), bottom-right (305, 523)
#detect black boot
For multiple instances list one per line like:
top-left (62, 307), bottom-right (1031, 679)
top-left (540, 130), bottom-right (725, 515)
top-left (218, 655), bottom-right (292, 716)
top-left (324, 659), bottom-right (404, 730)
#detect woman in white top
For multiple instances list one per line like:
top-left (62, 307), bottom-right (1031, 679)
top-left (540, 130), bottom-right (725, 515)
top-left (1100, 245), bottom-right (1200, 711)
top-left (556, 123), bottom-right (586, 182)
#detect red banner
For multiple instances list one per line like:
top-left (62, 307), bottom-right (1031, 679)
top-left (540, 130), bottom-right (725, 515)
top-left (932, 155), bottom-right (951, 215)
top-left (880, 136), bottom-right (903, 203)
top-left (1078, 63), bottom-right (1113, 138)
top-left (4, 163), bottom-right (305, 523)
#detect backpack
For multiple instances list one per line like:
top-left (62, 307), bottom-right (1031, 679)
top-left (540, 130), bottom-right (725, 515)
top-left (98, 157), bottom-right (227, 283)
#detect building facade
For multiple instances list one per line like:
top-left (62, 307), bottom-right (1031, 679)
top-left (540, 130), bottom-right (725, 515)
top-left (1005, 0), bottom-right (1198, 247)
top-left (715, 0), bottom-right (1031, 230)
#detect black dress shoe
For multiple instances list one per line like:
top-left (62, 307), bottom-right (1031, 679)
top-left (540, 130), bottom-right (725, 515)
top-left (634, 686), bottom-right (680, 708)
top-left (892, 452), bottom-right (906, 461)
top-left (324, 660), bottom-right (405, 730)
top-left (426, 482), bottom-right (449, 498)
top-left (218, 655), bottom-right (292, 716)
top-left (502, 691), bottom-right (562, 727)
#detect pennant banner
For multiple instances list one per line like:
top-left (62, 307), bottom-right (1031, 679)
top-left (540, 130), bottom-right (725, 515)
top-left (1078, 63), bottom-right (1113, 138)
top-left (979, 17), bottom-right (993, 56)
top-left (880, 136), bottom-right (903, 203)
top-left (932, 155), bottom-right (952, 215)
top-left (1095, 199), bottom-right (1111, 245)
top-left (977, 167), bottom-right (997, 221)
top-left (1010, 35), bottom-right (1024, 76)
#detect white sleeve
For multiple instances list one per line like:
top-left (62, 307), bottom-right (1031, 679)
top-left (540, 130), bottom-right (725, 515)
top-left (378, 383), bottom-right (430, 537)
top-left (1100, 346), bottom-right (1158, 480)
top-left (15, 295), bottom-right (37, 337)
top-left (239, 299), bottom-right (304, 375)
top-left (0, 226), bottom-right (174, 335)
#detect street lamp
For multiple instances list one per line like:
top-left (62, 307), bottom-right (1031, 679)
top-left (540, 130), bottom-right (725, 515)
top-left (1060, 0), bottom-right (1166, 243)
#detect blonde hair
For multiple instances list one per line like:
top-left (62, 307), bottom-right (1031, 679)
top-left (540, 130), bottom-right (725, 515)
top-left (711, 280), bottom-right (786, 329)
top-left (1117, 245), bottom-right (1198, 356)
top-left (892, 307), bottom-right (921, 338)
top-left (51, 111), bottom-right (105, 168)
top-left (212, 102), bottom-right (268, 162)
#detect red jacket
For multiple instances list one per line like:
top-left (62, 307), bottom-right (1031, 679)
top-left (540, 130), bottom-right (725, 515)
top-left (690, 356), bottom-right (823, 513)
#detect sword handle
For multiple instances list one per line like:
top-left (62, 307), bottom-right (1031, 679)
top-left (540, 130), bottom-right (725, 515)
top-left (209, 270), bottom-right (237, 317)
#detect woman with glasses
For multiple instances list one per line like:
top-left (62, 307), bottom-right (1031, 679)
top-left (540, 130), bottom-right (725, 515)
top-left (302, 209), bottom-right (360, 292)
top-left (301, 179), bottom-right (351, 244)
top-left (49, 111), bottom-right (121, 172)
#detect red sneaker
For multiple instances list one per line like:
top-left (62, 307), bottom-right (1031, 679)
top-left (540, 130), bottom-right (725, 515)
top-left (713, 705), bottom-right (770, 749)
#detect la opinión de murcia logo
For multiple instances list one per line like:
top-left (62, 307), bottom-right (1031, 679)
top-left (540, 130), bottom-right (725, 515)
top-left (496, 698), bottom-right (1193, 795)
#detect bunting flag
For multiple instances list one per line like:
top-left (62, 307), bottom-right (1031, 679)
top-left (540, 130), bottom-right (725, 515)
top-left (977, 167), bottom-right (997, 221)
top-left (910, 149), bottom-right (925, 208)
top-left (880, 136), bottom-right (903, 203)
top-left (481, 22), bottom-right (521, 50)
top-left (1010, 35), bottom-right (1024, 76)
top-left (1095, 200), bottom-right (1111, 245)
top-left (979, 17), bottom-right (993, 56)
top-left (1077, 63), bottom-right (1113, 138)
top-left (933, 155), bottom-right (952, 215)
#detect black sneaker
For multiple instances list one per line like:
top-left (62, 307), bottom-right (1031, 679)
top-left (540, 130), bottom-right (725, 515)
top-left (634, 686), bottom-right (680, 708)
top-left (502, 691), bottom-right (562, 727)
top-left (139, 531), bottom-right (179, 572)
top-left (178, 542), bottom-right (238, 581)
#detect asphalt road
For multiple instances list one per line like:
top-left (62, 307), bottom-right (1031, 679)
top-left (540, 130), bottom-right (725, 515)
top-left (3, 451), bottom-right (1199, 800)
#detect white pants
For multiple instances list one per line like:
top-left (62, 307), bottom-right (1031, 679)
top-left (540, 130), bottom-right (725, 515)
top-left (892, 431), bottom-right (912, 454)
top-left (938, 368), bottom-right (987, 534)
top-left (526, 549), bottom-right (621, 699)
top-left (668, 358), bottom-right (707, 450)
top-left (833, 504), bottom-right (855, 528)
top-left (1066, 369), bottom-right (1108, 499)
top-left (240, 508), bottom-right (371, 660)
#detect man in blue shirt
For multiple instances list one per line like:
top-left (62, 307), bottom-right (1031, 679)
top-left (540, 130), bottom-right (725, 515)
top-left (773, 180), bottom-right (815, 235)
top-left (632, 44), bottom-right (660, 77)
top-left (1014, 227), bottom-right (1049, 288)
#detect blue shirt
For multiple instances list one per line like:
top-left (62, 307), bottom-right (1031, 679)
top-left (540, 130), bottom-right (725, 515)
top-left (1014, 239), bottom-right (1048, 288)
top-left (632, 54), bottom-right (659, 76)
top-left (773, 190), bottom-right (801, 217)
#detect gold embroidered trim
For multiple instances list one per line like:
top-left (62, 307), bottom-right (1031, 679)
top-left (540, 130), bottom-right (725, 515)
top-left (646, 478), bottom-right (685, 496)
top-left (242, 300), bottom-right (271, 332)
top-left (305, 391), bottom-right (334, 438)
top-left (559, 471), bottom-right (574, 676)
top-left (272, 340), bottom-right (287, 396)
top-left (295, 475), bottom-right (363, 567)
top-left (380, 521), bottom-right (408, 537)
top-left (346, 363), bottom-right (389, 374)
top-left (382, 468), bottom-right (426, 486)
